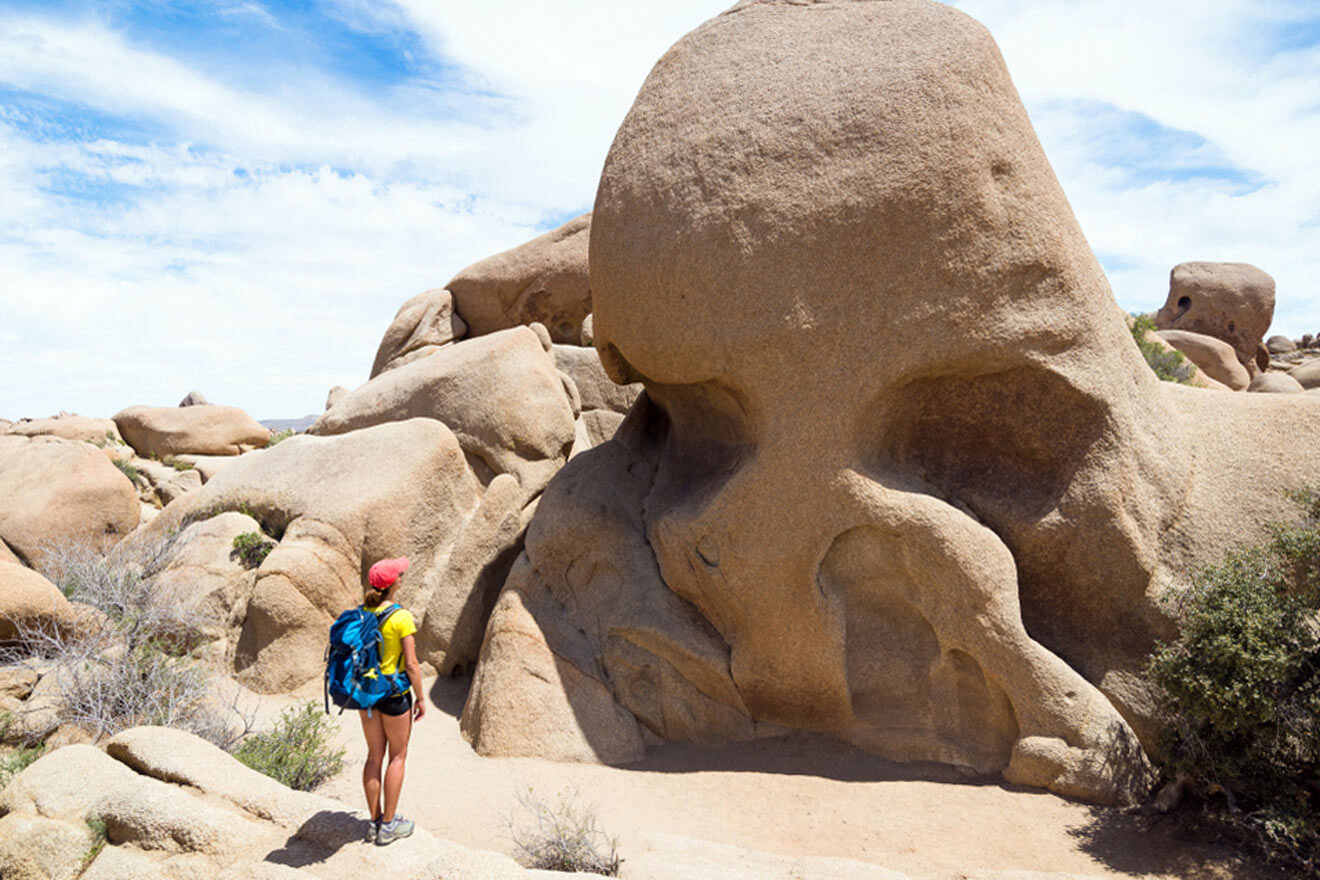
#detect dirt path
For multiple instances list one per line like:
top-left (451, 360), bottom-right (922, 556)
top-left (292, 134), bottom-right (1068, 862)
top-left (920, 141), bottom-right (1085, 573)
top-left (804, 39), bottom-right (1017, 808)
top-left (298, 676), bottom-right (1266, 880)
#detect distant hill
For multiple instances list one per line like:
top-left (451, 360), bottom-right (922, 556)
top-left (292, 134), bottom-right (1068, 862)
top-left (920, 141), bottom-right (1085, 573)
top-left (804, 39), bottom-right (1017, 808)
top-left (260, 415), bottom-right (317, 433)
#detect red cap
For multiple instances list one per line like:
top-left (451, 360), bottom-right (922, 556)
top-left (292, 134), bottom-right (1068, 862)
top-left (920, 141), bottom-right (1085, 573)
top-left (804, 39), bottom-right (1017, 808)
top-left (368, 557), bottom-right (410, 590)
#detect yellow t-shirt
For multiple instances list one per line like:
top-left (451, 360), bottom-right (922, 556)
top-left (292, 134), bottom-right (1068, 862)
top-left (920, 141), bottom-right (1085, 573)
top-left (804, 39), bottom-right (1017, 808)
top-left (365, 605), bottom-right (417, 677)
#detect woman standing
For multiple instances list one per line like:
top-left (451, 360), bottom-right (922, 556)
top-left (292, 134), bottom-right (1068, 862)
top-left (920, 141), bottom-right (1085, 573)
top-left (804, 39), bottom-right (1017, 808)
top-left (359, 556), bottom-right (426, 846)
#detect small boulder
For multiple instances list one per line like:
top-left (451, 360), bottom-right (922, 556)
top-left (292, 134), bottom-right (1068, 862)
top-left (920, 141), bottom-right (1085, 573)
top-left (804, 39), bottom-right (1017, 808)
top-left (370, 288), bottom-right (468, 379)
top-left (1248, 372), bottom-right (1305, 394)
top-left (178, 390), bottom-right (210, 407)
top-left (1154, 262), bottom-right (1275, 368)
top-left (114, 405), bottom-right (270, 458)
top-left (1155, 330), bottom-right (1249, 390)
top-left (580, 312), bottom-right (595, 346)
top-left (1290, 358), bottom-right (1320, 390)
top-left (0, 435), bottom-right (140, 569)
top-left (447, 213), bottom-right (592, 345)
top-left (1266, 335), bottom-right (1297, 354)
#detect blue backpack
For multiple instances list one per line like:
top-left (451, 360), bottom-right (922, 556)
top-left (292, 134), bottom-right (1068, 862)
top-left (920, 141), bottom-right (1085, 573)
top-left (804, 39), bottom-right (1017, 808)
top-left (324, 604), bottom-right (410, 715)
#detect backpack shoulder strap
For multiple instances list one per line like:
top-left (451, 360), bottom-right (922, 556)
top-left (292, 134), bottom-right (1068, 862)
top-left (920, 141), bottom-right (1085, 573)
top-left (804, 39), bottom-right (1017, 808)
top-left (375, 603), bottom-right (402, 628)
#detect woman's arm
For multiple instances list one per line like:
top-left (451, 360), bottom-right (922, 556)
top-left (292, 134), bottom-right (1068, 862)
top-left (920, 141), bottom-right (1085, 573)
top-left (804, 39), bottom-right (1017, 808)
top-left (401, 634), bottom-right (426, 721)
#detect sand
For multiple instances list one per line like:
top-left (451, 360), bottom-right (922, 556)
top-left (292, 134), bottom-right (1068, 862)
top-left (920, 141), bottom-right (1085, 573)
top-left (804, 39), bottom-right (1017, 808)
top-left (295, 675), bottom-right (1270, 880)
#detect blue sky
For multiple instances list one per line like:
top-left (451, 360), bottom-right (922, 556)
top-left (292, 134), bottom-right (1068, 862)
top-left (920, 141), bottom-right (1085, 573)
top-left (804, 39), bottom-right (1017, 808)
top-left (1, 0), bottom-right (1318, 420)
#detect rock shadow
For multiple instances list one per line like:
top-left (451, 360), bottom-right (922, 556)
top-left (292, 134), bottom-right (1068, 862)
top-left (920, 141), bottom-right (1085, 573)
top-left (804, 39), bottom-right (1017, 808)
top-left (624, 730), bottom-right (994, 786)
top-left (265, 809), bottom-right (369, 868)
top-left (428, 671), bottom-right (473, 718)
top-left (1068, 807), bottom-right (1289, 880)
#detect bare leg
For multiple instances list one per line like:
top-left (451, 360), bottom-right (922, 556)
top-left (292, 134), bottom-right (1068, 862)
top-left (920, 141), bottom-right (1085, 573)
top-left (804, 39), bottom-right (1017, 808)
top-left (359, 710), bottom-right (386, 821)
top-left (381, 709), bottom-right (413, 822)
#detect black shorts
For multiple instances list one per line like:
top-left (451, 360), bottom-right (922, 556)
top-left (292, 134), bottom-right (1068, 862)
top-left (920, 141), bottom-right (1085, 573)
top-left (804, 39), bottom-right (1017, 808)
top-left (374, 692), bottom-right (413, 717)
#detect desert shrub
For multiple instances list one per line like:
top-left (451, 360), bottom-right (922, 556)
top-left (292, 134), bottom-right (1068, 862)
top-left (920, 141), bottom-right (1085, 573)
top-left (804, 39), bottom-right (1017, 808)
top-left (112, 458), bottom-right (143, 486)
top-left (0, 743), bottom-right (44, 789)
top-left (1, 540), bottom-right (254, 748)
top-left (509, 787), bottom-right (621, 875)
top-left (81, 816), bottom-right (108, 869)
top-left (231, 531), bottom-right (274, 569)
top-left (1148, 487), bottom-right (1320, 874)
top-left (265, 429), bottom-right (295, 447)
top-left (1130, 314), bottom-right (1197, 384)
top-left (160, 455), bottom-right (195, 471)
top-left (234, 703), bottom-right (344, 791)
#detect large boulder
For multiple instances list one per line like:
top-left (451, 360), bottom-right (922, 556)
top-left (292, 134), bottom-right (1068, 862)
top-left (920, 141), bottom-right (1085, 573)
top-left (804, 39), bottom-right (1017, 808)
top-left (0, 435), bottom-right (139, 570)
top-left (1290, 358), bottom-right (1320, 389)
top-left (447, 213), bottom-right (592, 345)
top-left (369, 288), bottom-right (469, 379)
top-left (1154, 262), bottom-right (1275, 368)
top-left (462, 0), bottom-right (1320, 805)
top-left (118, 419), bottom-right (483, 692)
top-left (311, 326), bottom-right (576, 503)
top-left (5, 415), bottom-right (122, 446)
top-left (1266, 335), bottom-right (1297, 354)
top-left (1155, 330), bottom-right (1249, 390)
top-left (1248, 372), bottom-right (1305, 394)
top-left (114, 405), bottom-right (271, 458)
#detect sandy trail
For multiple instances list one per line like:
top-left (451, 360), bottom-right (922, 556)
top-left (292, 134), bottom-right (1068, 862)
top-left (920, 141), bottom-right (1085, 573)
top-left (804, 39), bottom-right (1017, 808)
top-left (277, 676), bottom-right (1267, 880)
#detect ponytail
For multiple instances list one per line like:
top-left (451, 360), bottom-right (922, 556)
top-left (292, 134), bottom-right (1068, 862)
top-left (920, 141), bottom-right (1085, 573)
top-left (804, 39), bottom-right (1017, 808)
top-left (364, 585), bottom-right (388, 607)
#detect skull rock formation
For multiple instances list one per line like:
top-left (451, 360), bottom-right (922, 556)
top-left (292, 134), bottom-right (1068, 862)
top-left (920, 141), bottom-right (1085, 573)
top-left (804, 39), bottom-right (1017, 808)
top-left (460, 0), bottom-right (1320, 804)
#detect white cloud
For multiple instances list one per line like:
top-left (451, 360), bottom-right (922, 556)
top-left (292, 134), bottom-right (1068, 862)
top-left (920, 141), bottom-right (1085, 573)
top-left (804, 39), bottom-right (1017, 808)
top-left (1, 0), bottom-right (1319, 422)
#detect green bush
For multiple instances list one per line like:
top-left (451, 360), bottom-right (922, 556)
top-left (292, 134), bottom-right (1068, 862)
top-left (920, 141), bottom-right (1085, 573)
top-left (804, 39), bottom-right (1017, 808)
top-left (1130, 314), bottom-right (1197, 384)
top-left (234, 703), bottom-right (345, 792)
top-left (112, 458), bottom-right (143, 486)
top-left (0, 743), bottom-right (45, 789)
top-left (82, 816), bottom-right (108, 868)
top-left (1148, 487), bottom-right (1320, 874)
top-left (510, 787), bottom-right (621, 875)
top-left (265, 429), bottom-right (295, 448)
top-left (160, 456), bottom-right (195, 472)
top-left (232, 531), bottom-right (274, 569)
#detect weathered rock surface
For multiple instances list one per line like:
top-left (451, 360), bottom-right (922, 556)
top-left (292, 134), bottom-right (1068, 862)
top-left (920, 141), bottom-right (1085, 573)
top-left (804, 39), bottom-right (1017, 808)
top-left (118, 420), bottom-right (482, 692)
top-left (311, 327), bottom-right (576, 503)
top-left (1155, 330), bottom-right (1249, 390)
top-left (1154, 262), bottom-right (1275, 367)
top-left (0, 729), bottom-right (546, 880)
top-left (369, 288), bottom-right (468, 379)
top-left (447, 214), bottom-right (591, 345)
top-left (463, 0), bottom-right (1320, 805)
top-left (417, 474), bottom-right (526, 675)
top-left (5, 415), bottom-right (122, 446)
top-left (1248, 372), bottom-right (1305, 393)
top-left (114, 405), bottom-right (271, 458)
top-left (0, 435), bottom-right (139, 570)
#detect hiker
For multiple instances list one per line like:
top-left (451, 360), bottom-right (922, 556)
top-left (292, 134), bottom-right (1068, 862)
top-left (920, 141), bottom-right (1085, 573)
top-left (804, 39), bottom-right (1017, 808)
top-left (357, 556), bottom-right (426, 845)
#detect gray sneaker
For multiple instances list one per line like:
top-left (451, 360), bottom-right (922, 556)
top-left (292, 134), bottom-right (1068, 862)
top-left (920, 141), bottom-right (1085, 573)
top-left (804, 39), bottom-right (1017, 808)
top-left (376, 814), bottom-right (415, 846)
top-left (366, 817), bottom-right (380, 843)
